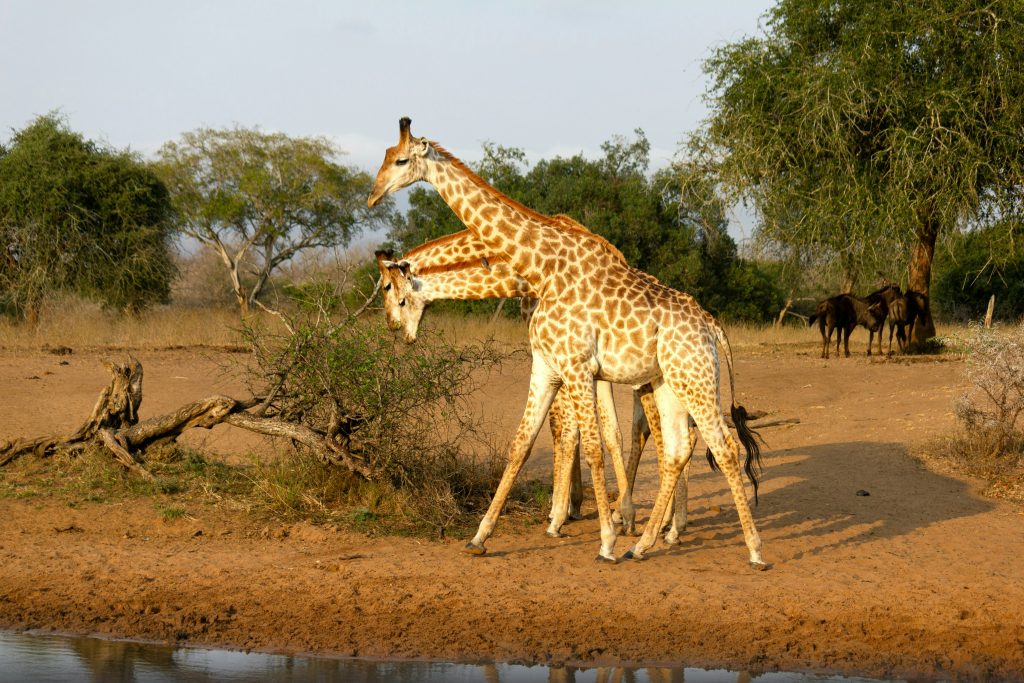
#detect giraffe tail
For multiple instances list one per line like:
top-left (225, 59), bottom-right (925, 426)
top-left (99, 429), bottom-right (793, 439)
top-left (703, 316), bottom-right (766, 504)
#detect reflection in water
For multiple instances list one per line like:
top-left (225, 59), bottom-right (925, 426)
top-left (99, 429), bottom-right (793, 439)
top-left (0, 631), bottom-right (898, 683)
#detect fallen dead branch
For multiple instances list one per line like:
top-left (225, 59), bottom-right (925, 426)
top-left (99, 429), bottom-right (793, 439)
top-left (0, 356), bottom-right (371, 479)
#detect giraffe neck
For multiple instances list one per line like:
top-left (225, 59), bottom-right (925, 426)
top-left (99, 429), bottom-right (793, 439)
top-left (403, 230), bottom-right (493, 272)
top-left (423, 154), bottom-right (558, 289)
top-left (414, 259), bottom-right (534, 303)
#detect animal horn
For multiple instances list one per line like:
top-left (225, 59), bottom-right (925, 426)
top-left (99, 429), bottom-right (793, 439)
top-left (399, 117), bottom-right (412, 143)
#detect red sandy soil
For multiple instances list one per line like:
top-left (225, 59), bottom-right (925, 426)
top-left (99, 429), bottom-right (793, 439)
top-left (1, 345), bottom-right (1022, 680)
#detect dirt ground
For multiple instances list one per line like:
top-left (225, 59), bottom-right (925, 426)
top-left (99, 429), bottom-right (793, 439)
top-left (1, 343), bottom-right (1023, 680)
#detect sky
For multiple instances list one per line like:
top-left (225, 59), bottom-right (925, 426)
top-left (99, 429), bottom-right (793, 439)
top-left (1, 0), bottom-right (774, 238)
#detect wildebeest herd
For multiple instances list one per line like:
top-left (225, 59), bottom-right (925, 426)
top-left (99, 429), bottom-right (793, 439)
top-left (809, 284), bottom-right (929, 359)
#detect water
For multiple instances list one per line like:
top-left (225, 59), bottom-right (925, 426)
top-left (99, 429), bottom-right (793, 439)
top-left (0, 631), bottom-right (900, 683)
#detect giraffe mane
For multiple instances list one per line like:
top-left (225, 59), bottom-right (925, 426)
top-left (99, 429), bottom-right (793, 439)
top-left (428, 142), bottom-right (628, 265)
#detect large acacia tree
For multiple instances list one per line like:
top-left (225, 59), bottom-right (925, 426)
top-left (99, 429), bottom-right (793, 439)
top-left (157, 128), bottom-right (389, 314)
top-left (702, 0), bottom-right (1024, 345)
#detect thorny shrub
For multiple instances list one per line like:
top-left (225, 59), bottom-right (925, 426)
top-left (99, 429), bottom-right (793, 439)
top-left (952, 322), bottom-right (1024, 457)
top-left (240, 312), bottom-right (532, 532)
top-left (936, 322), bottom-right (1024, 503)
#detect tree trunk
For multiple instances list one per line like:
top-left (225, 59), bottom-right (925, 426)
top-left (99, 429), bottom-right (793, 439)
top-left (908, 209), bottom-right (939, 350)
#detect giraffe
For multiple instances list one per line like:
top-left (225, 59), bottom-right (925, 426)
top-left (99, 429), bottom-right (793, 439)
top-left (376, 230), bottom-right (735, 542)
top-left (373, 243), bottom-right (639, 536)
top-left (368, 118), bottom-right (766, 568)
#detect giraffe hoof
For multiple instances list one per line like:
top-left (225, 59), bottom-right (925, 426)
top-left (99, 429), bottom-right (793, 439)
top-left (568, 510), bottom-right (583, 521)
top-left (595, 554), bottom-right (617, 564)
top-left (663, 533), bottom-right (680, 546)
top-left (611, 510), bottom-right (623, 524)
top-left (749, 560), bottom-right (770, 571)
top-left (545, 529), bottom-right (565, 539)
top-left (623, 549), bottom-right (645, 562)
top-left (462, 542), bottom-right (487, 556)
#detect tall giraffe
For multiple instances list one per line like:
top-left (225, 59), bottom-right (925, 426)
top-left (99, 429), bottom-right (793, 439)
top-left (368, 118), bottom-right (766, 568)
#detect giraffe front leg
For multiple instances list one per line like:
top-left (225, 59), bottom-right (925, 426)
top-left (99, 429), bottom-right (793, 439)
top-left (596, 381), bottom-right (631, 533)
top-left (465, 359), bottom-right (561, 556)
top-left (564, 371), bottom-right (618, 563)
top-left (546, 390), bottom-right (575, 526)
top-left (621, 388), bottom-right (650, 535)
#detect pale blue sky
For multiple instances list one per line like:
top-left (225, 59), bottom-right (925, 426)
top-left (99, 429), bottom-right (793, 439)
top-left (2, 1), bottom-right (773, 239)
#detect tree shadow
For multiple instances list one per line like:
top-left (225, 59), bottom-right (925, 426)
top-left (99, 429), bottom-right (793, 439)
top-left (629, 440), bottom-right (994, 562)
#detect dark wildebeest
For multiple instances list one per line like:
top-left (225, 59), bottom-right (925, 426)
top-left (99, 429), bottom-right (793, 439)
top-left (867, 284), bottom-right (928, 353)
top-left (808, 294), bottom-right (887, 359)
top-left (867, 284), bottom-right (905, 354)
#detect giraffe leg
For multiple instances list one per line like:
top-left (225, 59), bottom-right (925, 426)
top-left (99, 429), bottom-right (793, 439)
top-left (466, 358), bottom-right (562, 555)
top-left (663, 418), bottom-right (697, 545)
top-left (596, 381), bottom-right (631, 534)
top-left (547, 390), bottom-right (581, 528)
top-left (690, 406), bottom-right (766, 569)
top-left (622, 387), bottom-right (653, 536)
top-left (624, 379), bottom-right (693, 560)
top-left (547, 396), bottom-right (581, 537)
top-left (563, 370), bottom-right (618, 562)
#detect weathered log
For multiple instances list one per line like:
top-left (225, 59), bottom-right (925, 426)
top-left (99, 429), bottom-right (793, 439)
top-left (1, 359), bottom-right (372, 480)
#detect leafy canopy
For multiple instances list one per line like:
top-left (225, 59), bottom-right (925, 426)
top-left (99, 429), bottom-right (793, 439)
top-left (702, 0), bottom-right (1024, 289)
top-left (0, 114), bottom-right (175, 318)
top-left (156, 127), bottom-right (390, 313)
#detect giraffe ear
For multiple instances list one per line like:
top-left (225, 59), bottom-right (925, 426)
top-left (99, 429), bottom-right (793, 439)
top-left (410, 278), bottom-right (423, 292)
top-left (412, 138), bottom-right (430, 157)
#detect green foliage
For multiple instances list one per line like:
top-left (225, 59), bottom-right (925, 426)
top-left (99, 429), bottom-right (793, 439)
top-left (390, 132), bottom-right (785, 321)
top-left (0, 114), bottom-right (176, 318)
top-left (156, 127), bottom-right (393, 313)
top-left (934, 225), bottom-right (1024, 321)
top-left (701, 0), bottom-right (1024, 295)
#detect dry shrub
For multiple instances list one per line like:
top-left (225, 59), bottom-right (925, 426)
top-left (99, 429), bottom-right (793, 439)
top-left (241, 312), bottom-right (537, 533)
top-left (935, 322), bottom-right (1024, 502)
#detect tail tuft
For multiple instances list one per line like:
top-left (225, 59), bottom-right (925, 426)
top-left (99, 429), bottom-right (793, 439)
top-left (732, 403), bottom-right (765, 505)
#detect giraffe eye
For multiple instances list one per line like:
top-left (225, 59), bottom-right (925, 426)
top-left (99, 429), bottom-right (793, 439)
top-left (383, 283), bottom-right (391, 292)
top-left (395, 158), bottom-right (409, 166)
top-left (399, 298), bottom-right (406, 307)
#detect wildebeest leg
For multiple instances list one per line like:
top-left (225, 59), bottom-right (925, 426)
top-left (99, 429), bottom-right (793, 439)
top-left (843, 325), bottom-right (853, 357)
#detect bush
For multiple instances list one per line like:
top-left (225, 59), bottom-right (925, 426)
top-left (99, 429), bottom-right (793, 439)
top-left (952, 323), bottom-right (1024, 457)
top-left (241, 310), bottom-right (533, 532)
top-left (932, 322), bottom-right (1024, 503)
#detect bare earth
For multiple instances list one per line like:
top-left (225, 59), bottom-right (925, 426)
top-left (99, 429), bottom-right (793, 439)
top-left (1, 344), bottom-right (1023, 680)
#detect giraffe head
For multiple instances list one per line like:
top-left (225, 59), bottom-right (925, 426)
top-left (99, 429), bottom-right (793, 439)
top-left (373, 250), bottom-right (426, 343)
top-left (367, 117), bottom-right (432, 208)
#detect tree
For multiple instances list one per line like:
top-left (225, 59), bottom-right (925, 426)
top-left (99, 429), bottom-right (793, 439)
top-left (389, 132), bottom-right (784, 321)
top-left (156, 127), bottom-right (389, 314)
top-left (702, 0), bottom-right (1024, 346)
top-left (0, 114), bottom-right (176, 320)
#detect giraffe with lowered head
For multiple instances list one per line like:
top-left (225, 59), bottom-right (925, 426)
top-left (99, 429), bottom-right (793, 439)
top-left (367, 118), bottom-right (766, 567)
